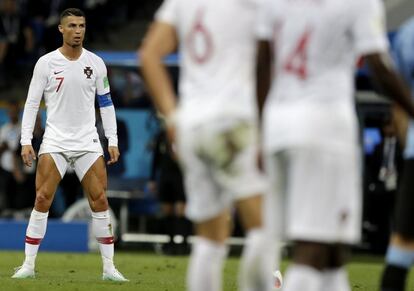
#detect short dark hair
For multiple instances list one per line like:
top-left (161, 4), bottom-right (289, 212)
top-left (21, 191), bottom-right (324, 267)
top-left (60, 8), bottom-right (85, 22)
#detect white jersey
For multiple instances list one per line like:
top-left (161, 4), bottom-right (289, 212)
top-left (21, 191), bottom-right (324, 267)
top-left (21, 48), bottom-right (117, 154)
top-left (256, 0), bottom-right (388, 152)
top-left (156, 0), bottom-right (260, 126)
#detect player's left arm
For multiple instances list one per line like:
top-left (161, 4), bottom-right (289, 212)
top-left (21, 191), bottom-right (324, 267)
top-left (255, 0), bottom-right (274, 122)
top-left (140, 20), bottom-right (178, 145)
top-left (256, 40), bottom-right (272, 121)
top-left (96, 59), bottom-right (119, 165)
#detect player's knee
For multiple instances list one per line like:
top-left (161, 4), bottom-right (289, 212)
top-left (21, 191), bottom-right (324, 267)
top-left (34, 189), bottom-right (53, 210)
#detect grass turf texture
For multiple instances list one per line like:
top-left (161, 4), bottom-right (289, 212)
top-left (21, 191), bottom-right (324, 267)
top-left (0, 251), bottom-right (412, 290)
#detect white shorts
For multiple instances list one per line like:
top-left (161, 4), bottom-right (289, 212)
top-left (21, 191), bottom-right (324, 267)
top-left (264, 147), bottom-right (362, 244)
top-left (177, 118), bottom-right (267, 223)
top-left (42, 151), bottom-right (102, 181)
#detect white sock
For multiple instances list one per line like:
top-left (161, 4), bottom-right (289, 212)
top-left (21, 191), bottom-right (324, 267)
top-left (283, 264), bottom-right (323, 291)
top-left (321, 268), bottom-right (351, 291)
top-left (239, 228), bottom-right (279, 291)
top-left (92, 210), bottom-right (115, 272)
top-left (24, 209), bottom-right (48, 268)
top-left (187, 237), bottom-right (228, 291)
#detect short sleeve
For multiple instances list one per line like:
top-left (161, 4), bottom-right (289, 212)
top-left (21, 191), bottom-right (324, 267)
top-left (155, 0), bottom-right (178, 26)
top-left (95, 57), bottom-right (110, 96)
top-left (255, 0), bottom-right (274, 41)
top-left (351, 0), bottom-right (388, 55)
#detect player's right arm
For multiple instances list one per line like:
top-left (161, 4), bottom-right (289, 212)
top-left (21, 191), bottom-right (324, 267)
top-left (372, 19), bottom-right (414, 148)
top-left (350, 0), bottom-right (414, 118)
top-left (365, 53), bottom-right (414, 117)
top-left (366, 52), bottom-right (413, 148)
top-left (21, 57), bottom-right (48, 167)
top-left (140, 0), bottom-right (178, 145)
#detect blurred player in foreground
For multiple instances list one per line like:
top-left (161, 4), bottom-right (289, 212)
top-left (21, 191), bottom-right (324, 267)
top-left (256, 0), bottom-right (414, 290)
top-left (12, 8), bottom-right (128, 282)
top-left (140, 0), bottom-right (281, 290)
top-left (381, 16), bottom-right (414, 291)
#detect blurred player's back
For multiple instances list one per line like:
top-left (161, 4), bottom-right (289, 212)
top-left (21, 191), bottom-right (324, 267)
top-left (260, 0), bottom-right (387, 152)
top-left (268, 0), bottom-right (364, 103)
top-left (156, 0), bottom-right (259, 125)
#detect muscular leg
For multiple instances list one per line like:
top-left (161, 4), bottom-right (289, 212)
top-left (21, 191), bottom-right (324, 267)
top-left (381, 160), bottom-right (414, 291)
top-left (381, 233), bottom-right (414, 291)
top-left (284, 241), bottom-right (350, 291)
top-left (161, 202), bottom-right (175, 253)
top-left (81, 156), bottom-right (127, 281)
top-left (187, 210), bottom-right (230, 291)
top-left (174, 201), bottom-right (191, 253)
top-left (34, 154), bottom-right (62, 212)
top-left (81, 156), bottom-right (108, 212)
top-left (291, 241), bottom-right (331, 271)
top-left (236, 194), bottom-right (262, 231)
top-left (12, 154), bottom-right (61, 278)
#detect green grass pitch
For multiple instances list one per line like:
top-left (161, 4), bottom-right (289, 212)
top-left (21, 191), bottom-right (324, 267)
top-left (0, 251), bottom-right (413, 290)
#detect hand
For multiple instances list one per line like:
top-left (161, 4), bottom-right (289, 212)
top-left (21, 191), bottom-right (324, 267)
top-left (107, 146), bottom-right (120, 165)
top-left (21, 145), bottom-right (36, 167)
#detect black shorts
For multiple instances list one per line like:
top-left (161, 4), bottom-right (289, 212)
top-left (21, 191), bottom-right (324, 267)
top-left (158, 174), bottom-right (186, 203)
top-left (394, 159), bottom-right (414, 238)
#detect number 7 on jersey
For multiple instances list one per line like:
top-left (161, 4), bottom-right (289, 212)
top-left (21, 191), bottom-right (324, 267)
top-left (55, 77), bottom-right (64, 92)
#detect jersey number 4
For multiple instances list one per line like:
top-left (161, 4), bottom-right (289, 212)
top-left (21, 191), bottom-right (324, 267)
top-left (283, 30), bottom-right (311, 80)
top-left (56, 77), bottom-right (64, 92)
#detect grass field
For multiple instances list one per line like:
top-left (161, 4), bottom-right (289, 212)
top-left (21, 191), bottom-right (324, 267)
top-left (0, 251), bottom-right (413, 291)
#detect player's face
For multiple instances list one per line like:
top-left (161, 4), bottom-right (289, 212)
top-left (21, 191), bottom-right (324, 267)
top-left (59, 16), bottom-right (86, 48)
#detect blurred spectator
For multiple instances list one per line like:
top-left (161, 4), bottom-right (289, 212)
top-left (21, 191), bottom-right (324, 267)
top-left (13, 113), bottom-right (43, 213)
top-left (110, 69), bottom-right (152, 108)
top-left (96, 111), bottom-right (129, 176)
top-left (0, 100), bottom-right (21, 213)
top-left (366, 117), bottom-right (403, 193)
top-left (364, 116), bottom-right (403, 253)
top-left (0, 0), bottom-right (35, 86)
top-left (147, 125), bottom-right (191, 255)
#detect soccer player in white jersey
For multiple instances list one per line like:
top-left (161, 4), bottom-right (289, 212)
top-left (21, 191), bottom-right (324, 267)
top-left (12, 8), bottom-right (128, 282)
top-left (140, 0), bottom-right (280, 290)
top-left (255, 0), bottom-right (414, 290)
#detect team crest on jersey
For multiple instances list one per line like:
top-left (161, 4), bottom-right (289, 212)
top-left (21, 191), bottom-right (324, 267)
top-left (84, 66), bottom-right (93, 79)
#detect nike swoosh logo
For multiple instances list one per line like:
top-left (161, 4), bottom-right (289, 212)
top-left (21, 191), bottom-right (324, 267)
top-left (54, 70), bottom-right (64, 75)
